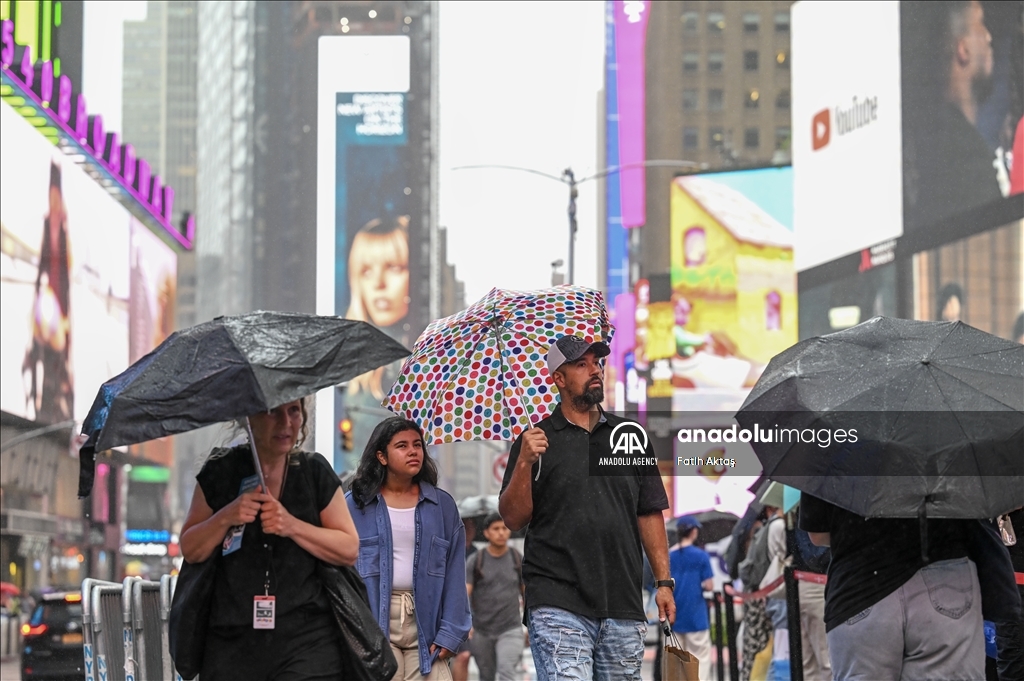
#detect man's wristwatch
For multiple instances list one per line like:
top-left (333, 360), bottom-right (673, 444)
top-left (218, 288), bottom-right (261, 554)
top-left (655, 579), bottom-right (675, 590)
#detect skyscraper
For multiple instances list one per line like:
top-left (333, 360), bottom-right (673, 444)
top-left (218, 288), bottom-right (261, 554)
top-left (642, 0), bottom-right (793, 276)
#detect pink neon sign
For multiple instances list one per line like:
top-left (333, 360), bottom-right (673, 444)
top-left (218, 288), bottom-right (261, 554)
top-left (614, 0), bottom-right (648, 229)
top-left (0, 18), bottom-right (194, 249)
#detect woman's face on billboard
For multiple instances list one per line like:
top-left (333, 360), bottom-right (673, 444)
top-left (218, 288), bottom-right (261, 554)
top-left (356, 237), bottom-right (409, 328)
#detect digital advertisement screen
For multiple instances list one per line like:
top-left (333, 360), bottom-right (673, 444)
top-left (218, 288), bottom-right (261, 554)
top-left (0, 99), bottom-right (179, 440)
top-left (1, 99), bottom-right (130, 427)
top-left (315, 36), bottom-right (427, 470)
top-left (127, 218), bottom-right (178, 467)
top-left (665, 166), bottom-right (797, 414)
top-left (900, 1), bottom-right (1023, 236)
top-left (792, 1), bottom-right (904, 273)
top-left (793, 0), bottom-right (1023, 274)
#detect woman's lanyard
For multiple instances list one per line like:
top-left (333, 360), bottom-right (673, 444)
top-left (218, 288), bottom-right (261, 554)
top-left (254, 456), bottom-right (290, 629)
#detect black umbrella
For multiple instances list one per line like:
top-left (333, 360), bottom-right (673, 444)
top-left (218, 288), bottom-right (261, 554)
top-left (77, 311), bottom-right (410, 497)
top-left (735, 316), bottom-right (1023, 519)
top-left (666, 510), bottom-right (739, 547)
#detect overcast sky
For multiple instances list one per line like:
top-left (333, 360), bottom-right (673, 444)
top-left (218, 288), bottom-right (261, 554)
top-left (83, 0), bottom-right (606, 306)
top-left (437, 1), bottom-right (606, 303)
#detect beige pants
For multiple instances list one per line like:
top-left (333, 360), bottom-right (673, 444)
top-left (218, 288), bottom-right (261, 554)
top-left (389, 591), bottom-right (453, 681)
top-left (679, 630), bottom-right (713, 681)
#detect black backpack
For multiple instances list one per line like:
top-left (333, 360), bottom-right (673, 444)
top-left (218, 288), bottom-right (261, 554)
top-left (737, 516), bottom-right (782, 588)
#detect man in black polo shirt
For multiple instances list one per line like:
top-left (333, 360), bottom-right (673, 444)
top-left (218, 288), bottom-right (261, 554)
top-left (499, 335), bottom-right (675, 681)
top-left (800, 493), bottom-right (984, 680)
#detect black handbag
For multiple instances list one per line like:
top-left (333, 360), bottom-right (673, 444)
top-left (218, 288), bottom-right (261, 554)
top-left (168, 554), bottom-right (218, 680)
top-left (298, 454), bottom-right (397, 681)
top-left (317, 561), bottom-right (399, 681)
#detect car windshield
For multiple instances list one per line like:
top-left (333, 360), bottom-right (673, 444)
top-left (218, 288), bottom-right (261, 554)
top-left (29, 602), bottom-right (83, 627)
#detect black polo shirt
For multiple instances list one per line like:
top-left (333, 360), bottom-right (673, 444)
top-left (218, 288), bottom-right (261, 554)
top-left (501, 406), bottom-right (669, 621)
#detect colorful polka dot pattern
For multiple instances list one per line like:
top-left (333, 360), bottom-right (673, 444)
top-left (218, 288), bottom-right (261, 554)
top-left (385, 285), bottom-right (613, 444)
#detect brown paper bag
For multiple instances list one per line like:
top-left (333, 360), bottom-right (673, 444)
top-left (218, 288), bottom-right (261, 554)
top-left (663, 626), bottom-right (700, 681)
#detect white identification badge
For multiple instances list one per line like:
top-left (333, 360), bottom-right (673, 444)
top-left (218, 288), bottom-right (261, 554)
top-left (253, 596), bottom-right (275, 629)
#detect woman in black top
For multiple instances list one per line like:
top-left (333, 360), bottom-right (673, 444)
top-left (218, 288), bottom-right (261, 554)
top-left (180, 398), bottom-right (360, 680)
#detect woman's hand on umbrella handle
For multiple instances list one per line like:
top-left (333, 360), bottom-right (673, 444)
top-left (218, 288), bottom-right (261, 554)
top-left (258, 494), bottom-right (295, 537)
top-left (220, 488), bottom-right (263, 526)
top-left (519, 428), bottom-right (547, 465)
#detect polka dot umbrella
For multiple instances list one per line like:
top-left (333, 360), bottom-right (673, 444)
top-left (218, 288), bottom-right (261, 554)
top-left (385, 285), bottom-right (613, 444)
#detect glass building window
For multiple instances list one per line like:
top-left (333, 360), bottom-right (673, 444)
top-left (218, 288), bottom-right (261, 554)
top-left (746, 89), bottom-right (760, 108)
top-left (775, 126), bottom-right (791, 150)
top-left (683, 88), bottom-right (699, 110)
top-left (708, 52), bottom-right (724, 73)
top-left (745, 128), bottom-right (760, 149)
top-left (776, 89), bottom-right (791, 109)
top-left (683, 52), bottom-right (700, 72)
top-left (682, 11), bottom-right (699, 32)
top-left (708, 12), bottom-right (725, 32)
top-left (744, 50), bottom-right (759, 71)
top-left (743, 12), bottom-right (760, 33)
top-left (683, 127), bottom-right (699, 149)
top-left (708, 88), bottom-right (724, 111)
top-left (775, 12), bottom-right (790, 32)
top-left (709, 127), bottom-right (725, 149)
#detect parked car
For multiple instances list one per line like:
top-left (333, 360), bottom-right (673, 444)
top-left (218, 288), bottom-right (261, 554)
top-left (20, 592), bottom-right (84, 681)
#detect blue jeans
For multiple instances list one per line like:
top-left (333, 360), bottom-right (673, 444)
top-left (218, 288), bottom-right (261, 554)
top-left (527, 606), bottom-right (646, 681)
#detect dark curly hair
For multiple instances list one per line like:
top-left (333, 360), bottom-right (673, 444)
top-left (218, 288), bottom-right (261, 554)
top-left (350, 417), bottom-right (438, 508)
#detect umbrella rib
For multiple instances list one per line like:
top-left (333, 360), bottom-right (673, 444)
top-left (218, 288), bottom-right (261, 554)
top-left (926, 363), bottom-right (1022, 411)
top-left (226, 331), bottom-right (271, 411)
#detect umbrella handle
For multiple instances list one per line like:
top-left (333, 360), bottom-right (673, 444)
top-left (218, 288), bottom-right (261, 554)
top-left (245, 417), bottom-right (268, 492)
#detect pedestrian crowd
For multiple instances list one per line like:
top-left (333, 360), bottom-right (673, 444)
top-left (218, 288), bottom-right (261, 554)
top-left (172, 333), bottom-right (1022, 681)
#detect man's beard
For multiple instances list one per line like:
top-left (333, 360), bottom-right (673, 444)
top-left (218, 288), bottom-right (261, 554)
top-left (571, 383), bottom-right (604, 411)
top-left (971, 71), bottom-right (994, 105)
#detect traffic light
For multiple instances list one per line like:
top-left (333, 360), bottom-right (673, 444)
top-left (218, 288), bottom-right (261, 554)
top-left (339, 418), bottom-right (354, 451)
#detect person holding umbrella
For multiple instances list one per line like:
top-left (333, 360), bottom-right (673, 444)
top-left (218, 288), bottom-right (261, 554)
top-left (179, 397), bottom-right (361, 680)
top-left (347, 417), bottom-right (471, 681)
top-left (801, 496), bottom-right (983, 680)
top-left (499, 335), bottom-right (674, 681)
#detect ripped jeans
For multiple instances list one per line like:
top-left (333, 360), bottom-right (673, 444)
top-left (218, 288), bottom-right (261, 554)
top-left (527, 606), bottom-right (646, 681)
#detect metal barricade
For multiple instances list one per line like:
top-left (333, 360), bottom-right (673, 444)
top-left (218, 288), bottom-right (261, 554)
top-left (82, 578), bottom-right (127, 681)
top-left (84, 573), bottom-right (181, 681)
top-left (160, 574), bottom-right (178, 681)
top-left (131, 579), bottom-right (164, 681)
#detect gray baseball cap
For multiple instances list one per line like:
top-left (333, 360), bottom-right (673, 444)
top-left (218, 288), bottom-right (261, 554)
top-left (546, 335), bottom-right (611, 376)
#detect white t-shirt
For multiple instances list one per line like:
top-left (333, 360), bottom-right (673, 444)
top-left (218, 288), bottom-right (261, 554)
top-left (388, 506), bottom-right (417, 591)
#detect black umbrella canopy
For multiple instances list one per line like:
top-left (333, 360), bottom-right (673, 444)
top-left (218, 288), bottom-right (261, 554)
top-left (736, 317), bottom-right (1023, 519)
top-left (77, 311), bottom-right (410, 496)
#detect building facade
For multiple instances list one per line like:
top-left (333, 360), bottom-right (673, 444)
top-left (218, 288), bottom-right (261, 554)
top-left (642, 0), bottom-right (793, 277)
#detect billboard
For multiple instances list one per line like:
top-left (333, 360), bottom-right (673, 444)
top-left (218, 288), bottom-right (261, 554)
top-left (792, 0), bottom-right (1023, 273)
top-left (0, 99), bottom-right (178, 441)
top-left (316, 35), bottom-right (430, 470)
top-left (792, 1), bottom-right (904, 272)
top-left (666, 166), bottom-right (797, 413)
top-left (1, 98), bottom-right (129, 426)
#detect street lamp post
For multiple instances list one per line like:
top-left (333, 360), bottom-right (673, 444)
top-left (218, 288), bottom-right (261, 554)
top-left (452, 160), bottom-right (702, 285)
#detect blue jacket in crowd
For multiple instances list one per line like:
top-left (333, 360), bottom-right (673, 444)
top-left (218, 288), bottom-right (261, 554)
top-left (346, 482), bottom-right (471, 675)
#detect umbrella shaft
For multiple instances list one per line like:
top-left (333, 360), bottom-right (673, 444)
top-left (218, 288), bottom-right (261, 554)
top-left (245, 417), bottom-right (268, 492)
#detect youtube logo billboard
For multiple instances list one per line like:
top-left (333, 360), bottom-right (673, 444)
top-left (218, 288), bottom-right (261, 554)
top-left (792, 1), bottom-right (903, 272)
top-left (811, 109), bottom-right (830, 151)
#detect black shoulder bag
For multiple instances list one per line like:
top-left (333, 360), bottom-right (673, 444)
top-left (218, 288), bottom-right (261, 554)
top-left (168, 553), bottom-right (218, 680)
top-left (301, 454), bottom-right (397, 681)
